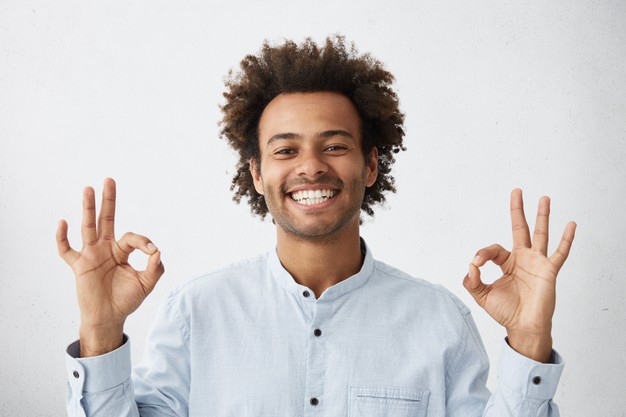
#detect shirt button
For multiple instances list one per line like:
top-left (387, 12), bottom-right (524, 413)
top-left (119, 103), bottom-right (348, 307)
top-left (314, 329), bottom-right (322, 337)
top-left (73, 371), bottom-right (80, 379)
top-left (302, 290), bottom-right (310, 298)
top-left (310, 397), bottom-right (319, 406)
top-left (532, 376), bottom-right (542, 385)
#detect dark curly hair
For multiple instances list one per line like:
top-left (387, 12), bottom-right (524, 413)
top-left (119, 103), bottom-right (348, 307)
top-left (219, 35), bottom-right (406, 219)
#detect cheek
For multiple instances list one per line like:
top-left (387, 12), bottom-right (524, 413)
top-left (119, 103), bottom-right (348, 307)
top-left (255, 166), bottom-right (284, 196)
top-left (343, 156), bottom-right (370, 182)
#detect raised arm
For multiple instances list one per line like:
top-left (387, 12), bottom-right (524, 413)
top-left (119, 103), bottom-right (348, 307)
top-left (463, 189), bottom-right (576, 362)
top-left (57, 178), bottom-right (165, 357)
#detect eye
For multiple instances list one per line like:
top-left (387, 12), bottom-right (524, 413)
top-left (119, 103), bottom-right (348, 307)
top-left (324, 144), bottom-right (349, 153)
top-left (272, 147), bottom-right (297, 158)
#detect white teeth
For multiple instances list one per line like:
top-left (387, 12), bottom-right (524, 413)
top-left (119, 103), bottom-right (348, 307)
top-left (290, 189), bottom-right (336, 205)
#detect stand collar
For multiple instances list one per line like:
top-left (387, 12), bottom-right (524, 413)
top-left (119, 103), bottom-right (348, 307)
top-left (268, 238), bottom-right (374, 302)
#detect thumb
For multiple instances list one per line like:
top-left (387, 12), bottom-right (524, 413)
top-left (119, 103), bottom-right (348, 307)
top-left (139, 249), bottom-right (165, 293)
top-left (463, 260), bottom-right (488, 307)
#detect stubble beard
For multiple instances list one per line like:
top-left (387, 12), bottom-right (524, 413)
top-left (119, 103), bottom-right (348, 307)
top-left (264, 171), bottom-right (367, 242)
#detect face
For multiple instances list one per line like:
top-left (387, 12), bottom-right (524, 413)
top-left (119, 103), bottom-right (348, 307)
top-left (251, 92), bottom-right (378, 241)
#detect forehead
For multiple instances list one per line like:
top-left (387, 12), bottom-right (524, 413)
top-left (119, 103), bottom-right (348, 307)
top-left (258, 92), bottom-right (361, 143)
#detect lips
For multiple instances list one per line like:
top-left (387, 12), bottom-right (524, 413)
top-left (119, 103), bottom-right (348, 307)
top-left (290, 189), bottom-right (337, 205)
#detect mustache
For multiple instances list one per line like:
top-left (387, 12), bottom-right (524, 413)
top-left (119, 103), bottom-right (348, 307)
top-left (281, 175), bottom-right (344, 193)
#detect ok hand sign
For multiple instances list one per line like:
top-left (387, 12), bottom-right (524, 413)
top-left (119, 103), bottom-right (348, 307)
top-left (56, 178), bottom-right (164, 357)
top-left (464, 189), bottom-right (576, 363)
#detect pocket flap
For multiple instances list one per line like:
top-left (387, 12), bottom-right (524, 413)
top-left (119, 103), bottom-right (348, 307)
top-left (349, 386), bottom-right (430, 417)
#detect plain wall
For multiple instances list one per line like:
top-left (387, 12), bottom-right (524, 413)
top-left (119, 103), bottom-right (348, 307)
top-left (1, 1), bottom-right (625, 415)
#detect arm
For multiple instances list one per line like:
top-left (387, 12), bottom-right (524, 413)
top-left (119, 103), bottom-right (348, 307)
top-left (460, 189), bottom-right (575, 415)
top-left (58, 178), bottom-right (166, 415)
top-left (65, 296), bottom-right (190, 417)
top-left (445, 311), bottom-right (565, 417)
top-left (57, 178), bottom-right (164, 356)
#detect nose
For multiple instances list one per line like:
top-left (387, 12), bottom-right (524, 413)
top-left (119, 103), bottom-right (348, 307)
top-left (297, 149), bottom-right (328, 179)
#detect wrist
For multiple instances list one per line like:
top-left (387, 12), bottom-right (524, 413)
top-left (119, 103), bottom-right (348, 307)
top-left (79, 321), bottom-right (125, 357)
top-left (506, 330), bottom-right (553, 363)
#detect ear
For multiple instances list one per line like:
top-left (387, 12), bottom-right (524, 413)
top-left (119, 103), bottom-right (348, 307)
top-left (365, 147), bottom-right (378, 187)
top-left (250, 158), bottom-right (264, 195)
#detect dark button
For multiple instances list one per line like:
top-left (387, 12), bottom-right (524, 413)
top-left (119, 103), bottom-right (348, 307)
top-left (73, 371), bottom-right (80, 379)
top-left (303, 290), bottom-right (310, 298)
top-left (310, 397), bottom-right (319, 406)
top-left (314, 329), bottom-right (322, 337)
top-left (532, 376), bottom-right (542, 385)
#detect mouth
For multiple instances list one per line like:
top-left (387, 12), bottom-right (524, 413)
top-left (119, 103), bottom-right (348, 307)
top-left (290, 189), bottom-right (337, 206)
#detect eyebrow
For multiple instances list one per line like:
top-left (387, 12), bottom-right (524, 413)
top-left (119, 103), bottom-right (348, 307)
top-left (266, 130), bottom-right (355, 148)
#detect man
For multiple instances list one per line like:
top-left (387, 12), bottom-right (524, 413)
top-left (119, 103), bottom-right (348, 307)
top-left (58, 36), bottom-right (576, 416)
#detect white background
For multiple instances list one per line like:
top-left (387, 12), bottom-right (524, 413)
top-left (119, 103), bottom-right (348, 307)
top-left (1, 1), bottom-right (625, 415)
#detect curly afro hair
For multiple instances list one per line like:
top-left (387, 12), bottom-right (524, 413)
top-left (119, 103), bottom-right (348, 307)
top-left (219, 35), bottom-right (406, 219)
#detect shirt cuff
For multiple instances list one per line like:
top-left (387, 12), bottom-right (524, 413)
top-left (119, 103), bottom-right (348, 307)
top-left (498, 338), bottom-right (564, 401)
top-left (65, 334), bottom-right (132, 393)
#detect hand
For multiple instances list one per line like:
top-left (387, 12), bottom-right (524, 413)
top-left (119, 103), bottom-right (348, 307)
top-left (463, 189), bottom-right (576, 362)
top-left (56, 178), bottom-right (164, 357)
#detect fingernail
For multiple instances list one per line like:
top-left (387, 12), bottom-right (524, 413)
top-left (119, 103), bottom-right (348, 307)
top-left (472, 256), bottom-right (481, 266)
top-left (147, 243), bottom-right (157, 251)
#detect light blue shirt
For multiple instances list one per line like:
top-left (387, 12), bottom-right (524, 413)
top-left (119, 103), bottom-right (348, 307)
top-left (65, 242), bottom-right (564, 416)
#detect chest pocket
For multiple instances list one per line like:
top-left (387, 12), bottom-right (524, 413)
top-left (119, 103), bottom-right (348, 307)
top-left (349, 387), bottom-right (430, 417)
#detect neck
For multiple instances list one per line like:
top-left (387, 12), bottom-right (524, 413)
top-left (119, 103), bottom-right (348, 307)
top-left (276, 221), bottom-right (363, 298)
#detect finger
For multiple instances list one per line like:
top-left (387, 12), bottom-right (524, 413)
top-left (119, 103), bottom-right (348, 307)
top-left (81, 186), bottom-right (98, 247)
top-left (472, 243), bottom-right (511, 267)
top-left (140, 250), bottom-right (165, 292)
top-left (56, 219), bottom-right (80, 265)
top-left (115, 232), bottom-right (158, 260)
top-left (463, 262), bottom-right (489, 308)
top-left (549, 221), bottom-right (577, 270)
top-left (532, 196), bottom-right (551, 255)
top-left (510, 188), bottom-right (531, 249)
top-left (97, 178), bottom-right (116, 241)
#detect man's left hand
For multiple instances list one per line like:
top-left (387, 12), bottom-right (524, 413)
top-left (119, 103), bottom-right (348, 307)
top-left (463, 189), bottom-right (576, 363)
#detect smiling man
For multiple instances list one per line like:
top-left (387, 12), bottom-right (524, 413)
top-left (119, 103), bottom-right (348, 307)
top-left (250, 92), bottom-right (378, 297)
top-left (59, 36), bottom-right (576, 416)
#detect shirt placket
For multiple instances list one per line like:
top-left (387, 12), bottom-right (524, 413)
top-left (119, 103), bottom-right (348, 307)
top-left (303, 298), bottom-right (332, 416)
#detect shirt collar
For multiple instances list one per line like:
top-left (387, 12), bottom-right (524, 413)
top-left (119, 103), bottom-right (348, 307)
top-left (268, 238), bottom-right (374, 302)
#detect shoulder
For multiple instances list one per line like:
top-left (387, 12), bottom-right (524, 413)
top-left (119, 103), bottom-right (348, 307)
top-left (370, 258), bottom-right (471, 317)
top-left (167, 252), bottom-right (271, 302)
top-left (365, 258), bottom-right (480, 365)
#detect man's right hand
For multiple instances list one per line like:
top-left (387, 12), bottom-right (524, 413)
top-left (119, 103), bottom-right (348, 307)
top-left (56, 178), bottom-right (164, 357)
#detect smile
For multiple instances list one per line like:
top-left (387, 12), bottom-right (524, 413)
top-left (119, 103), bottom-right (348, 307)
top-left (290, 189), bottom-right (337, 206)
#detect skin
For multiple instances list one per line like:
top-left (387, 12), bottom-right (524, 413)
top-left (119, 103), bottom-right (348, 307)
top-left (56, 179), bottom-right (164, 356)
top-left (57, 91), bottom-right (576, 363)
top-left (464, 191), bottom-right (577, 362)
top-left (250, 92), bottom-right (378, 297)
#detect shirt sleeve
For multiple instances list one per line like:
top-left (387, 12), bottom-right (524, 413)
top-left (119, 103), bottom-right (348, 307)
top-left (65, 336), bottom-right (139, 417)
top-left (64, 292), bottom-right (190, 417)
top-left (484, 339), bottom-right (564, 416)
top-left (445, 311), bottom-right (564, 417)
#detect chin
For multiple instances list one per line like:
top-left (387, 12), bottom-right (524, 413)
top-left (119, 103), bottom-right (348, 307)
top-left (276, 213), bottom-right (358, 241)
